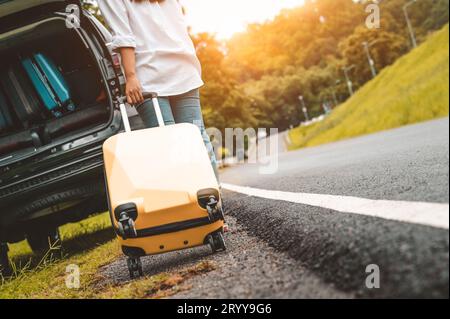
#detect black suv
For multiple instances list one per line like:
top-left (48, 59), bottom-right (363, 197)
top-left (0, 0), bottom-right (141, 275)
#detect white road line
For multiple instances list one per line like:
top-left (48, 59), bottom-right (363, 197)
top-left (221, 183), bottom-right (450, 230)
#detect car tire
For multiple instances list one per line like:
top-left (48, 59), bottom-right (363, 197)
top-left (13, 182), bottom-right (104, 222)
top-left (0, 243), bottom-right (11, 278)
top-left (27, 227), bottom-right (61, 253)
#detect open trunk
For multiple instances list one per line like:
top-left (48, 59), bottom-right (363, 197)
top-left (0, 17), bottom-right (111, 158)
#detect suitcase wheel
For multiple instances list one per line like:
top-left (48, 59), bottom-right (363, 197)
top-left (206, 196), bottom-right (225, 222)
top-left (127, 257), bottom-right (143, 279)
top-left (67, 103), bottom-right (76, 112)
top-left (52, 110), bottom-right (63, 118)
top-left (208, 232), bottom-right (226, 253)
top-left (118, 213), bottom-right (137, 240)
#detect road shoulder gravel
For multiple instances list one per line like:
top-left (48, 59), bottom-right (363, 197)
top-left (100, 216), bottom-right (351, 299)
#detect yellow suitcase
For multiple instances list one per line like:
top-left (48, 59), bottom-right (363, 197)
top-left (103, 94), bottom-right (225, 278)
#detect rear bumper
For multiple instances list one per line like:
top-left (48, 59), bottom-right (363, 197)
top-left (0, 111), bottom-right (124, 223)
top-left (0, 148), bottom-right (106, 227)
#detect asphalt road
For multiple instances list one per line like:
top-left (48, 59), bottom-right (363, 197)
top-left (102, 118), bottom-right (448, 299)
top-left (221, 117), bottom-right (449, 298)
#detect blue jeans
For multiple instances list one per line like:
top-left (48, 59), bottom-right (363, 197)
top-left (136, 89), bottom-right (219, 180)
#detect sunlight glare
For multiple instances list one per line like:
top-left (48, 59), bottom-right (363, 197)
top-left (182, 0), bottom-right (306, 39)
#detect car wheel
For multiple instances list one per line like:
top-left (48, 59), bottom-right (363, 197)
top-left (14, 183), bottom-right (104, 222)
top-left (27, 227), bottom-right (61, 253)
top-left (0, 243), bottom-right (11, 278)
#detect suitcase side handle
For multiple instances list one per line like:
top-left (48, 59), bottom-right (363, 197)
top-left (118, 92), bottom-right (164, 133)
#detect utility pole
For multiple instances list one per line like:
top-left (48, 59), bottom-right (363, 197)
top-left (332, 79), bottom-right (341, 106)
top-left (331, 78), bottom-right (341, 106)
top-left (321, 100), bottom-right (331, 114)
top-left (403, 0), bottom-right (418, 49)
top-left (331, 90), bottom-right (338, 106)
top-left (362, 41), bottom-right (377, 78)
top-left (342, 65), bottom-right (356, 97)
top-left (298, 95), bottom-right (309, 122)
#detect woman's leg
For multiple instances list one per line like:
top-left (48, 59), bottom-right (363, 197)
top-left (135, 96), bottom-right (175, 128)
top-left (169, 89), bottom-right (220, 182)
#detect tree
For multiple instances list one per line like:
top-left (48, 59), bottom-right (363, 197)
top-left (79, 0), bottom-right (449, 131)
top-left (339, 26), bottom-right (408, 86)
top-left (192, 33), bottom-right (256, 131)
top-left (82, 0), bottom-right (105, 24)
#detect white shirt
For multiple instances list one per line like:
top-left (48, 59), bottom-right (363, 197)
top-left (97, 0), bottom-right (203, 96)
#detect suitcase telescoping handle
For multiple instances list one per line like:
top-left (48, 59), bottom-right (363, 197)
top-left (118, 92), bottom-right (165, 133)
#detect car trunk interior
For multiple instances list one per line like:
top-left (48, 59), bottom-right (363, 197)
top-left (0, 17), bottom-right (111, 158)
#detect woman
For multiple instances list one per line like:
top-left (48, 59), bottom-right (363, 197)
top-left (97, 0), bottom-right (219, 178)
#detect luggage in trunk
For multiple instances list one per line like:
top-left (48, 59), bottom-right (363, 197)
top-left (0, 87), bottom-right (14, 134)
top-left (0, 62), bottom-right (45, 128)
top-left (0, 17), bottom-right (111, 157)
top-left (22, 53), bottom-right (76, 118)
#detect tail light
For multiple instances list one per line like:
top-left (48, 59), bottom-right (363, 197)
top-left (111, 53), bottom-right (122, 71)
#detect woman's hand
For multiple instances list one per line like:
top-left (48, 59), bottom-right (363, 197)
top-left (126, 75), bottom-right (144, 105)
top-left (119, 47), bottom-right (144, 105)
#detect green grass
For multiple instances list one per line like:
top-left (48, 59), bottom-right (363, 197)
top-left (8, 213), bottom-right (113, 261)
top-left (0, 213), bottom-right (117, 298)
top-left (289, 24), bottom-right (450, 150)
top-left (0, 213), bottom-right (215, 299)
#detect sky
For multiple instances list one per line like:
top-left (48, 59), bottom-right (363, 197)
top-left (181, 0), bottom-right (306, 39)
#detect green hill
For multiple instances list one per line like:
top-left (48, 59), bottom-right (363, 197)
top-left (289, 24), bottom-right (449, 150)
